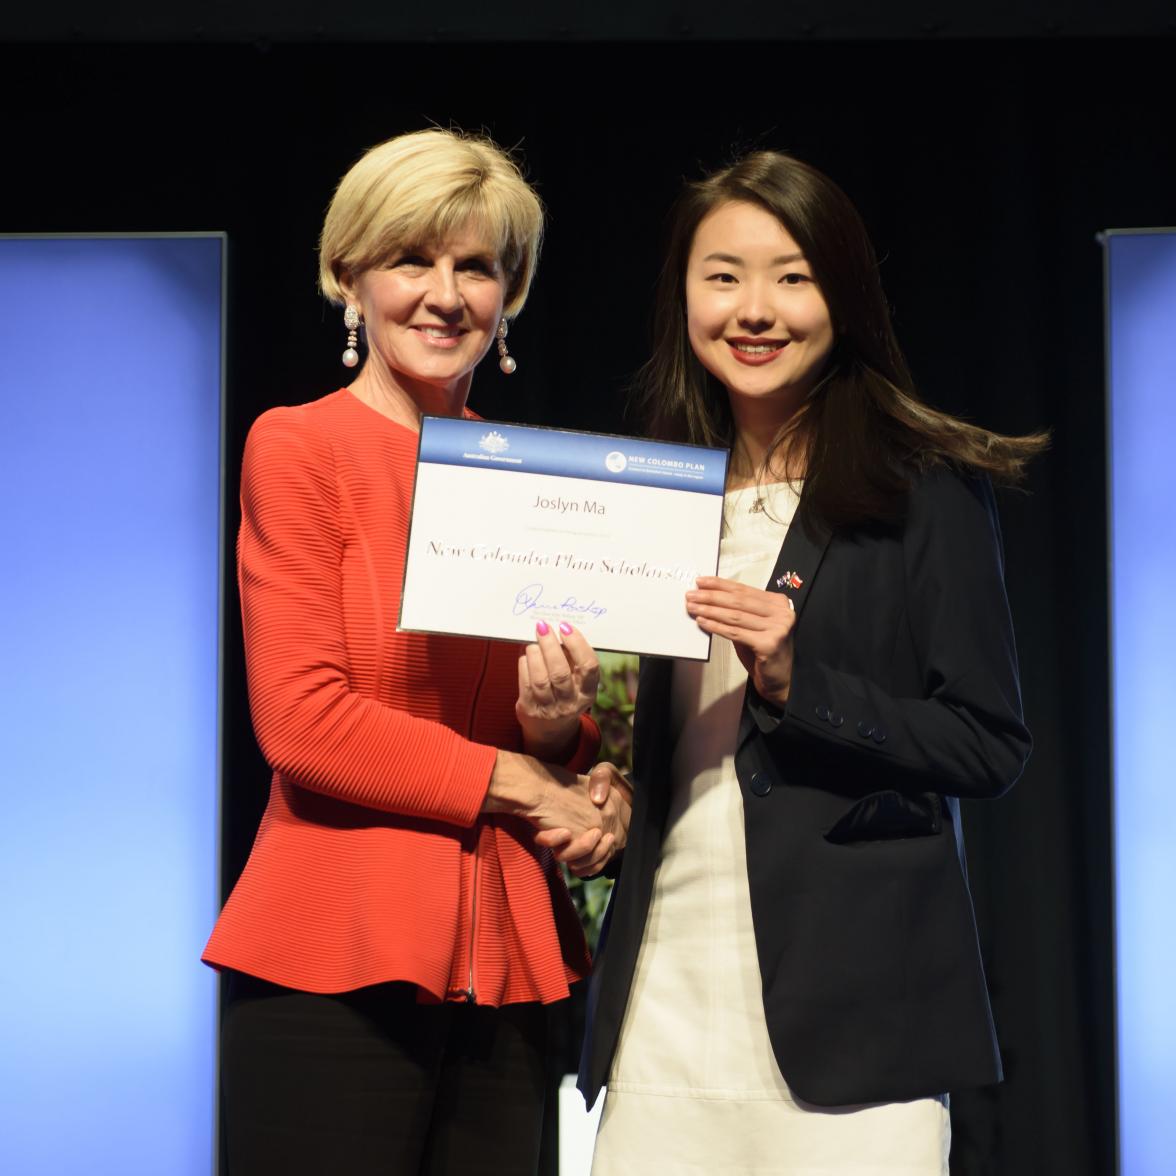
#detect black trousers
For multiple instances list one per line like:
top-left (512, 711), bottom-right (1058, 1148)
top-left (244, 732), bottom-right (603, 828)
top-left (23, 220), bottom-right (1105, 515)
top-left (221, 972), bottom-right (548, 1175)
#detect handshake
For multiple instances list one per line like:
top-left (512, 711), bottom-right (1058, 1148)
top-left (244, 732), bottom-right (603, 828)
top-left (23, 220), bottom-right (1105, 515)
top-left (533, 762), bottom-right (633, 879)
top-left (484, 757), bottom-right (633, 880)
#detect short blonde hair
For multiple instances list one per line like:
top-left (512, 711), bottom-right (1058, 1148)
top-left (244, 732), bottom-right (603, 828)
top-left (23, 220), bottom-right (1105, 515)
top-left (318, 128), bottom-right (544, 317)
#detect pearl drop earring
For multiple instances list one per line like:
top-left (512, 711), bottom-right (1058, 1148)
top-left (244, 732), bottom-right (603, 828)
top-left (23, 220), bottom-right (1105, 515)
top-left (496, 318), bottom-right (517, 374)
top-left (342, 305), bottom-right (361, 368)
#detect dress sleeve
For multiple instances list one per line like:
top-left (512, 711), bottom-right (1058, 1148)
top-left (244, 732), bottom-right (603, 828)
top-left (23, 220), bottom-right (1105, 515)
top-left (748, 468), bottom-right (1032, 799)
top-left (237, 408), bottom-right (496, 826)
top-left (562, 713), bottom-right (603, 774)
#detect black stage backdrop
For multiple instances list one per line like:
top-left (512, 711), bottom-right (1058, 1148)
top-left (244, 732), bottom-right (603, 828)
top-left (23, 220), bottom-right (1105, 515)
top-left (5, 35), bottom-right (1172, 1175)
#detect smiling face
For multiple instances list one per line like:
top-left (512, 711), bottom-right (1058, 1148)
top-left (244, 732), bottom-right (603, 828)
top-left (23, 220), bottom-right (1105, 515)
top-left (685, 200), bottom-right (834, 419)
top-left (340, 222), bottom-right (506, 410)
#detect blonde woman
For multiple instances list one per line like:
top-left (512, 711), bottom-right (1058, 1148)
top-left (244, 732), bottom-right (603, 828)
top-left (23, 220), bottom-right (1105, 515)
top-left (204, 129), bottom-right (629, 1175)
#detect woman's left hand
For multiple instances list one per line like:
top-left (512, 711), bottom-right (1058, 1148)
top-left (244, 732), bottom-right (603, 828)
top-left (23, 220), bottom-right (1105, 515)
top-left (517, 621), bottom-right (601, 760)
top-left (686, 575), bottom-right (797, 707)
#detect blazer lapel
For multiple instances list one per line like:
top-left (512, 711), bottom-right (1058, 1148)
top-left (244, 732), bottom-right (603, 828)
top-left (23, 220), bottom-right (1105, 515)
top-left (631, 657), bottom-right (673, 814)
top-left (764, 506), bottom-right (832, 616)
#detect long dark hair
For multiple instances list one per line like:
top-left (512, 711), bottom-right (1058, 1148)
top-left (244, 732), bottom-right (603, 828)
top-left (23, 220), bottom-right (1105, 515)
top-left (637, 151), bottom-right (1047, 527)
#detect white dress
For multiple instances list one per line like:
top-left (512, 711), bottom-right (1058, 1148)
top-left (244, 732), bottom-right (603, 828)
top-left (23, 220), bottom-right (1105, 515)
top-left (591, 482), bottom-right (950, 1176)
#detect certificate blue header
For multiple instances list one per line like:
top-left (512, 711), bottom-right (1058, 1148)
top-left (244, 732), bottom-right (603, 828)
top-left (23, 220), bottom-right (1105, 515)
top-left (418, 417), bottom-right (728, 496)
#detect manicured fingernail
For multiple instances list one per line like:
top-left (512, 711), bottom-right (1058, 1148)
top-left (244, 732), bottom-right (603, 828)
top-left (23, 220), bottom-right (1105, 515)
top-left (536, 621), bottom-right (550, 636)
top-left (559, 621), bottom-right (573, 635)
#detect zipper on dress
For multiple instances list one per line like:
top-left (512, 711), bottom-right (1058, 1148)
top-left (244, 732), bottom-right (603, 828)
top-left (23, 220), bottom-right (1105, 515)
top-left (461, 642), bottom-right (492, 1004)
top-left (464, 837), bottom-right (480, 1004)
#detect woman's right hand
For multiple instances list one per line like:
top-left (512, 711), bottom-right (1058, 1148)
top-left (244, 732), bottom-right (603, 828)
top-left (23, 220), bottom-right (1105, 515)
top-left (686, 575), bottom-right (798, 706)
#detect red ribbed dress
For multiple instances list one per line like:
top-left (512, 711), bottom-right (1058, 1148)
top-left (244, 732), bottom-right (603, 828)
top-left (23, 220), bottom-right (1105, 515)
top-left (203, 389), bottom-right (594, 1004)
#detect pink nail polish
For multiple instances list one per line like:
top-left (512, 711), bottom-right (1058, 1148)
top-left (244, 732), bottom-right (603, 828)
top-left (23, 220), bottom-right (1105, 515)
top-left (559, 621), bottom-right (573, 635)
top-left (536, 620), bottom-right (550, 636)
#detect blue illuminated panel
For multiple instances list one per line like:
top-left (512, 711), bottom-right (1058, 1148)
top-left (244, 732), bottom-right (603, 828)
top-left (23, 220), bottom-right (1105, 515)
top-left (0, 236), bottom-right (223, 1175)
top-left (1106, 228), bottom-right (1176, 1176)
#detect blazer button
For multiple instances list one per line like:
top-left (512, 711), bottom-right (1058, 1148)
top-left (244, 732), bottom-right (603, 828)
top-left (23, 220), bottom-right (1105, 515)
top-left (815, 704), bottom-right (831, 722)
top-left (749, 772), bottom-right (772, 797)
top-left (857, 720), bottom-right (875, 738)
top-left (829, 712), bottom-right (845, 728)
top-left (872, 727), bottom-right (888, 744)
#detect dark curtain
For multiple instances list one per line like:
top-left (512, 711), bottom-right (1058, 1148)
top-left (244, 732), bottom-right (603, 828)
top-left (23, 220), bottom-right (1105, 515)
top-left (5, 36), bottom-right (1167, 1174)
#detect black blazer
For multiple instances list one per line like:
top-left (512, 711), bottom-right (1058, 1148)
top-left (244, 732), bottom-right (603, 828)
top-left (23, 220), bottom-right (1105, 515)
top-left (579, 467), bottom-right (1031, 1108)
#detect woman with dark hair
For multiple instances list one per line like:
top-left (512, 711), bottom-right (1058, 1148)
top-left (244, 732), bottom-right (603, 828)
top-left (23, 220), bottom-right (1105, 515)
top-left (579, 152), bottom-right (1045, 1173)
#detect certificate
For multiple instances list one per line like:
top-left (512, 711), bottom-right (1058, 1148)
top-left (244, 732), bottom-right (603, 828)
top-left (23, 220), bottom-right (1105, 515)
top-left (398, 417), bottom-right (729, 659)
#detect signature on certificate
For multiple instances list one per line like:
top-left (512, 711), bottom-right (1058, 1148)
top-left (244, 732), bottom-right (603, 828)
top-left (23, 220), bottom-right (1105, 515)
top-left (512, 582), bottom-right (608, 620)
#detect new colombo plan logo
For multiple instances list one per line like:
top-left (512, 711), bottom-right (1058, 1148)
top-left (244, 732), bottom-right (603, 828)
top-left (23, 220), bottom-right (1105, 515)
top-left (605, 451), bottom-right (628, 473)
top-left (479, 431), bottom-right (510, 455)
